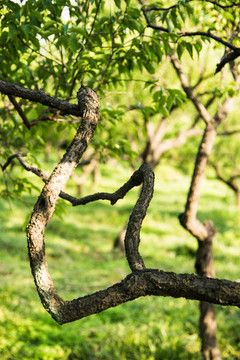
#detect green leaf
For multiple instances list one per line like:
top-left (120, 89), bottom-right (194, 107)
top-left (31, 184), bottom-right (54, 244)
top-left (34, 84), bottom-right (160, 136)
top-left (185, 3), bottom-right (194, 16)
top-left (42, 0), bottom-right (52, 10)
top-left (125, 18), bottom-right (143, 32)
top-left (97, 16), bottom-right (110, 28)
top-left (163, 39), bottom-right (172, 56)
top-left (22, 24), bottom-right (32, 40)
top-left (177, 43), bottom-right (184, 59)
top-left (43, 20), bottom-right (56, 30)
top-left (144, 61), bottom-right (155, 74)
top-left (29, 33), bottom-right (40, 50)
top-left (159, 106), bottom-right (169, 117)
top-left (68, 37), bottom-right (79, 53)
top-left (194, 40), bottom-right (203, 56)
top-left (152, 39), bottom-right (162, 61)
top-left (169, 9), bottom-right (181, 30)
top-left (7, 22), bottom-right (19, 41)
top-left (185, 42), bottom-right (193, 58)
top-left (167, 96), bottom-right (173, 110)
top-left (114, 0), bottom-right (121, 9)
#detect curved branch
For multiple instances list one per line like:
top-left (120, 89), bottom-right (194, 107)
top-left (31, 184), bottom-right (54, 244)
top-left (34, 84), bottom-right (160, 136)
top-left (216, 49), bottom-right (240, 73)
top-left (0, 152), bottom-right (80, 203)
top-left (8, 95), bottom-right (31, 129)
top-left (124, 164), bottom-right (154, 271)
top-left (26, 85), bottom-right (100, 321)
top-left (141, 6), bottom-right (238, 51)
top-left (0, 153), bottom-right (19, 171)
top-left (179, 31), bottom-right (238, 51)
top-left (72, 167), bottom-right (144, 206)
top-left (200, 0), bottom-right (240, 9)
top-left (143, 0), bottom-right (240, 11)
top-left (179, 124), bottom-right (217, 241)
top-left (0, 80), bottom-right (81, 116)
top-left (51, 269), bottom-right (240, 325)
top-left (12, 83), bottom-right (240, 326)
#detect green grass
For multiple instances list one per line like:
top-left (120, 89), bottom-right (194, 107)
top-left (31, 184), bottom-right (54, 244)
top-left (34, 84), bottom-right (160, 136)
top-left (1, 163), bottom-right (240, 359)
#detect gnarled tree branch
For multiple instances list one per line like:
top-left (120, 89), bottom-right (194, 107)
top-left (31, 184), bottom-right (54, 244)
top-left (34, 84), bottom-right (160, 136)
top-left (0, 80), bottom-right (81, 116)
top-left (3, 82), bottom-right (240, 329)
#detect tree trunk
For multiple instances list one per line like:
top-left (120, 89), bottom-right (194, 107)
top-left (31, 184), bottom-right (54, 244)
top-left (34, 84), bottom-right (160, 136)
top-left (196, 232), bottom-right (221, 360)
top-left (200, 302), bottom-right (221, 360)
top-left (179, 124), bottom-right (221, 359)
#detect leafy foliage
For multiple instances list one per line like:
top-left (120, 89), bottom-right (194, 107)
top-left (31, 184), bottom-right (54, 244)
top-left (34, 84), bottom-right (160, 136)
top-left (1, 0), bottom-right (239, 200)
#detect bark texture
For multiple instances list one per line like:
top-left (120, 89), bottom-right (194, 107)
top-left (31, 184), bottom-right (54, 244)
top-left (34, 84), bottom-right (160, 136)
top-left (0, 80), bottom-right (81, 116)
top-left (26, 85), bottom-right (100, 321)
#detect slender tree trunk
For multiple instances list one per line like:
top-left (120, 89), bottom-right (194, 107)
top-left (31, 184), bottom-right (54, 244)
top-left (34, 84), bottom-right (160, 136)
top-left (179, 124), bottom-right (221, 360)
top-left (200, 301), bottom-right (220, 360)
top-left (196, 235), bottom-right (221, 360)
top-left (171, 48), bottom-right (238, 359)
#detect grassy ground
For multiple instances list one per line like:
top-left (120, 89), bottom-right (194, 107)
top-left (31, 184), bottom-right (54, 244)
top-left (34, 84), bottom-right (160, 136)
top-left (1, 163), bottom-right (240, 359)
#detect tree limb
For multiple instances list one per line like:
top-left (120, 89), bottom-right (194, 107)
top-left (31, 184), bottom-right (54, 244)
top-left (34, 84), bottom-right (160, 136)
top-left (72, 166), bottom-right (143, 206)
top-left (26, 85), bottom-right (100, 321)
top-left (0, 80), bottom-right (82, 116)
top-left (5, 83), bottom-right (240, 327)
top-left (8, 95), bottom-right (31, 129)
top-left (170, 52), bottom-right (213, 124)
top-left (143, 0), bottom-right (240, 11)
top-left (0, 154), bottom-right (20, 171)
top-left (48, 269), bottom-right (240, 325)
top-left (16, 147), bottom-right (153, 271)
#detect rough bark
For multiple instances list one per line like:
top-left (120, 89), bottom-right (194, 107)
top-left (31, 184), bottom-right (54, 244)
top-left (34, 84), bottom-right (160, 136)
top-left (0, 80), bottom-right (81, 116)
top-left (27, 267), bottom-right (240, 325)
top-left (26, 85), bottom-right (100, 320)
